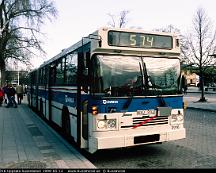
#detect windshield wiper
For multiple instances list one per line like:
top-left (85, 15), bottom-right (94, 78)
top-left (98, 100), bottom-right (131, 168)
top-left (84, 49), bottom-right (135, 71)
top-left (139, 57), bottom-right (149, 94)
top-left (139, 62), bottom-right (144, 91)
top-left (140, 59), bottom-right (166, 106)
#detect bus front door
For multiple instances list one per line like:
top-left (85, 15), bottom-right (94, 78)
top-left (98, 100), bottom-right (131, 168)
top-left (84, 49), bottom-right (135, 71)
top-left (81, 100), bottom-right (89, 149)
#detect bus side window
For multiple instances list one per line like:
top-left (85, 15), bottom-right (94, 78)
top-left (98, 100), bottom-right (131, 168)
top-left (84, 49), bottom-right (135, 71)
top-left (56, 58), bottom-right (65, 86)
top-left (91, 56), bottom-right (103, 93)
top-left (50, 64), bottom-right (56, 85)
top-left (44, 66), bottom-right (48, 85)
top-left (65, 53), bottom-right (78, 85)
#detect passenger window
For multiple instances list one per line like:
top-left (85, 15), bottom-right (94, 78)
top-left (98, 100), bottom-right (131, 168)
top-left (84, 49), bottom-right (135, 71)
top-left (56, 59), bottom-right (65, 85)
top-left (65, 53), bottom-right (78, 85)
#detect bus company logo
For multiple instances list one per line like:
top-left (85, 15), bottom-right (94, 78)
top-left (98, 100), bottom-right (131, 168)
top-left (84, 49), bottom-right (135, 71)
top-left (65, 95), bottom-right (75, 103)
top-left (102, 100), bottom-right (118, 104)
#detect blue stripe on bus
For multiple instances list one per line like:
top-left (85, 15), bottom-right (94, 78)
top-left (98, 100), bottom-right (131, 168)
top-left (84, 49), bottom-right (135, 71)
top-left (38, 89), bottom-right (48, 99)
top-left (51, 91), bottom-right (77, 107)
top-left (89, 96), bottom-right (183, 113)
top-left (36, 87), bottom-right (183, 113)
top-left (37, 88), bottom-right (89, 108)
top-left (37, 88), bottom-right (77, 107)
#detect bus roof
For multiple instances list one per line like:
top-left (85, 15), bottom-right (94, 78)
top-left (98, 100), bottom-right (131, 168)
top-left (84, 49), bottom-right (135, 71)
top-left (38, 27), bottom-right (179, 69)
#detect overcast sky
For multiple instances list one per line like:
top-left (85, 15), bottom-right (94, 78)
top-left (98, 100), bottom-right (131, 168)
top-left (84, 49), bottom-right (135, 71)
top-left (31, 0), bottom-right (216, 68)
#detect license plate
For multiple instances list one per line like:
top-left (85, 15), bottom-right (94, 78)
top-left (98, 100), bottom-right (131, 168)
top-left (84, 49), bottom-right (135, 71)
top-left (137, 110), bottom-right (156, 116)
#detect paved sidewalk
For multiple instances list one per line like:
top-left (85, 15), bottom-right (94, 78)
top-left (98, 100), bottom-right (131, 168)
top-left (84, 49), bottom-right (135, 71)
top-left (0, 97), bottom-right (96, 169)
top-left (184, 87), bottom-right (216, 112)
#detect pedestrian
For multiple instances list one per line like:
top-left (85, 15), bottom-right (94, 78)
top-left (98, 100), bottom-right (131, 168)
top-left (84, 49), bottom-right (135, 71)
top-left (16, 84), bottom-right (24, 104)
top-left (183, 84), bottom-right (188, 94)
top-left (0, 87), bottom-right (4, 106)
top-left (181, 75), bottom-right (188, 94)
top-left (6, 84), bottom-right (17, 108)
top-left (24, 85), bottom-right (27, 96)
top-left (2, 82), bottom-right (8, 104)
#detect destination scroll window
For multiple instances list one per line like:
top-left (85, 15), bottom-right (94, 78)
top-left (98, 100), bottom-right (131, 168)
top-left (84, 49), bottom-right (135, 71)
top-left (108, 31), bottom-right (173, 49)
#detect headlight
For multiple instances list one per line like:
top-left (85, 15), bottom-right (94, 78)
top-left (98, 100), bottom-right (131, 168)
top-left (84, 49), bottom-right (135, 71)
top-left (96, 119), bottom-right (117, 131)
top-left (171, 114), bottom-right (184, 125)
top-left (97, 120), bottom-right (106, 129)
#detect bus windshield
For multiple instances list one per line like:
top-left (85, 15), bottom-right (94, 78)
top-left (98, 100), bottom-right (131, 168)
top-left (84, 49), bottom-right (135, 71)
top-left (91, 55), bottom-right (180, 96)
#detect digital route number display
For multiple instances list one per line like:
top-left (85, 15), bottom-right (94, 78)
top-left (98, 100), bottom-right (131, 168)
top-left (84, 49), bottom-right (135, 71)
top-left (108, 31), bottom-right (173, 49)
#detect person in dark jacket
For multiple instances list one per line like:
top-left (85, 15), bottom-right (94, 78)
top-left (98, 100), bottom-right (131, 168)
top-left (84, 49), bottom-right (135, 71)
top-left (6, 84), bottom-right (17, 108)
top-left (0, 87), bottom-right (4, 106)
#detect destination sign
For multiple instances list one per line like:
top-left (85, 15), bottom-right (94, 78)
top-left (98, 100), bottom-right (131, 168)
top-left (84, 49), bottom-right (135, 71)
top-left (108, 31), bottom-right (173, 49)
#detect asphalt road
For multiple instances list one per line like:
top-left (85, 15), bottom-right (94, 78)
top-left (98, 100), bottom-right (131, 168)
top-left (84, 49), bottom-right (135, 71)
top-left (89, 108), bottom-right (216, 169)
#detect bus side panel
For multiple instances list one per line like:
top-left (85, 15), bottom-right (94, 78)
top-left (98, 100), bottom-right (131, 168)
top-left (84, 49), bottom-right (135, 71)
top-left (49, 87), bottom-right (78, 140)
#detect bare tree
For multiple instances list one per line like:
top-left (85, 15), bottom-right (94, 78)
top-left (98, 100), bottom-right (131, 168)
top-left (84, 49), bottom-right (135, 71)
top-left (0, 0), bottom-right (57, 85)
top-left (107, 10), bottom-right (129, 28)
top-left (181, 8), bottom-right (216, 102)
top-left (154, 24), bottom-right (181, 34)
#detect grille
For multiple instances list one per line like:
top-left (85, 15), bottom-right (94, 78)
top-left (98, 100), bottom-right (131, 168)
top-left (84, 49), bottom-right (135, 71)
top-left (121, 115), bottom-right (168, 128)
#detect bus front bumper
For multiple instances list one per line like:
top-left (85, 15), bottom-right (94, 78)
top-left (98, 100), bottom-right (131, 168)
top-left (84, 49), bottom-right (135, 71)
top-left (88, 128), bottom-right (186, 153)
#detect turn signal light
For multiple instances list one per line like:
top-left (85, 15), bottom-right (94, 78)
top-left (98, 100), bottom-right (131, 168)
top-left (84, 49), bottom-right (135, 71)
top-left (92, 106), bottom-right (98, 115)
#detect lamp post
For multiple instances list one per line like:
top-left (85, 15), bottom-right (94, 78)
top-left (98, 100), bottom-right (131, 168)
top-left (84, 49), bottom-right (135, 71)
top-left (14, 60), bottom-right (19, 86)
top-left (17, 65), bottom-right (19, 85)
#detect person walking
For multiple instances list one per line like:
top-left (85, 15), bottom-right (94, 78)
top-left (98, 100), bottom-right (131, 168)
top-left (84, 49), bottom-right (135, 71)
top-left (2, 83), bottom-right (8, 104)
top-left (6, 84), bottom-right (17, 108)
top-left (181, 75), bottom-right (188, 94)
top-left (0, 87), bottom-right (4, 106)
top-left (183, 84), bottom-right (188, 94)
top-left (16, 84), bottom-right (24, 104)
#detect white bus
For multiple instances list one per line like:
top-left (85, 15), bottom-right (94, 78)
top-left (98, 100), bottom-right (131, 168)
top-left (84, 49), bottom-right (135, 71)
top-left (28, 27), bottom-right (186, 153)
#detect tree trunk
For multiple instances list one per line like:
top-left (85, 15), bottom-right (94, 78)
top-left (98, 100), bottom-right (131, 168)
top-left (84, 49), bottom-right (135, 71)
top-left (199, 67), bottom-right (207, 102)
top-left (0, 58), bottom-right (6, 86)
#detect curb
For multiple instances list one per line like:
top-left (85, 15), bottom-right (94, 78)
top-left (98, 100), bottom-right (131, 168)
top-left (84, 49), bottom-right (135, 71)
top-left (187, 106), bottom-right (216, 113)
top-left (187, 91), bottom-right (216, 94)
